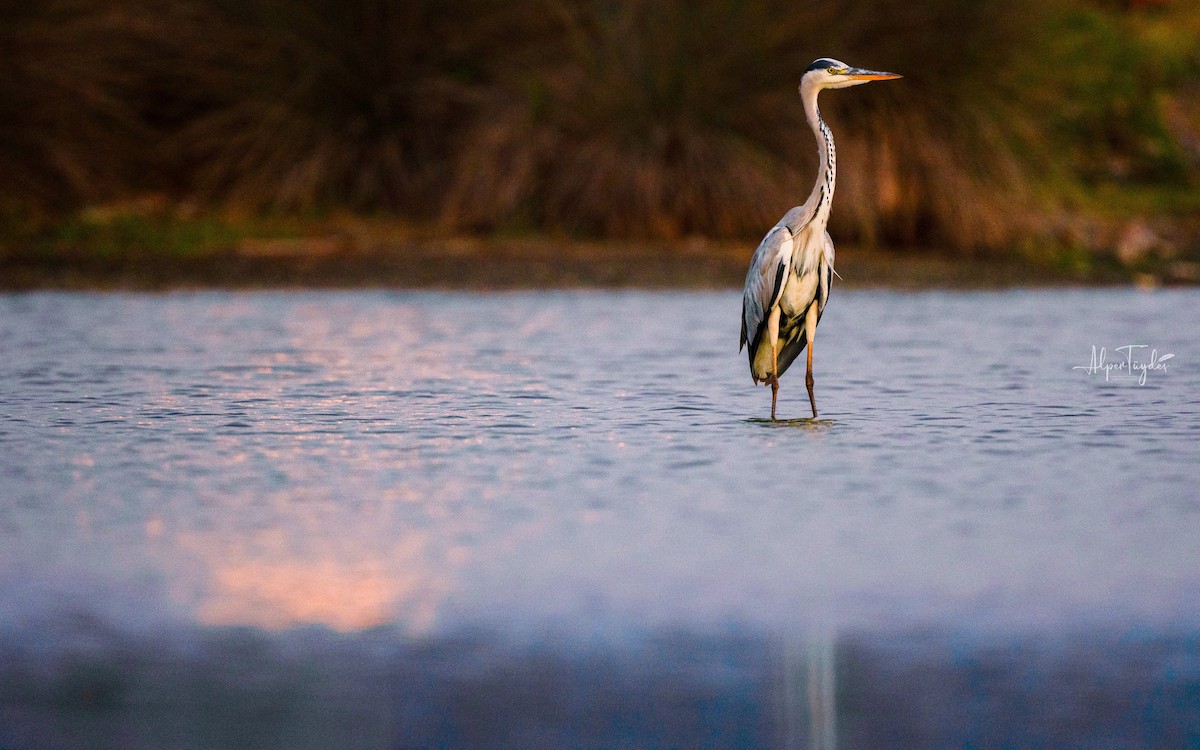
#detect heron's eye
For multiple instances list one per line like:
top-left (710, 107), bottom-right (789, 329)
top-left (828, 67), bottom-right (847, 75)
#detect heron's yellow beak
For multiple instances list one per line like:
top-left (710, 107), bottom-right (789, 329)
top-left (846, 70), bottom-right (902, 81)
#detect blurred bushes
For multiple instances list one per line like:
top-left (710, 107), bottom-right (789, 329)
top-left (2, 0), bottom-right (1198, 251)
top-left (0, 0), bottom-right (155, 211)
top-left (171, 0), bottom-right (556, 214)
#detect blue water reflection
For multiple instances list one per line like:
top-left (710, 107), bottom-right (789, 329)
top-left (1, 289), bottom-right (1198, 748)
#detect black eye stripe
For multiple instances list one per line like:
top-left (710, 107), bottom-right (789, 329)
top-left (805, 58), bottom-right (840, 73)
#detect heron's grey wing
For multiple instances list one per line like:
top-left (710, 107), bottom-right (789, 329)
top-left (740, 225), bottom-right (794, 353)
top-left (819, 230), bottom-right (835, 312)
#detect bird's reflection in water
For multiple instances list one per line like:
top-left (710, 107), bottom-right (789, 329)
top-left (777, 630), bottom-right (838, 750)
top-left (746, 417), bottom-right (837, 431)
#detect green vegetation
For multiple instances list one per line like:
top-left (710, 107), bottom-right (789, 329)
top-left (23, 211), bottom-right (285, 261)
top-left (1, 0), bottom-right (1198, 285)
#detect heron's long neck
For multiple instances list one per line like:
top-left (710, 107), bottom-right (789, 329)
top-left (803, 90), bottom-right (835, 227)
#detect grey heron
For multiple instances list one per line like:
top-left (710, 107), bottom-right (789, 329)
top-left (740, 58), bottom-right (901, 420)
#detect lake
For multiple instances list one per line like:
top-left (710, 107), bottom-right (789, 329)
top-left (1, 288), bottom-right (1198, 749)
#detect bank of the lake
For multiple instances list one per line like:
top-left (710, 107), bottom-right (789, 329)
top-left (5, 230), bottom-right (1195, 291)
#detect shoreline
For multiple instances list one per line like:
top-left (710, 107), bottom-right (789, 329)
top-left (1, 236), bottom-right (1174, 291)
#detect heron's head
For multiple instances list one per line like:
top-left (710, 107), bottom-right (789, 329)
top-left (800, 58), bottom-right (902, 93)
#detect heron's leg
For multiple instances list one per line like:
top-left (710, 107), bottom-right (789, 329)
top-left (805, 345), bottom-right (816, 418)
top-left (766, 307), bottom-right (782, 421)
top-left (804, 304), bottom-right (819, 419)
top-left (770, 342), bottom-right (779, 421)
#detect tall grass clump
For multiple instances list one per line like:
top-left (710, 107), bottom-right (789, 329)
top-left (439, 0), bottom-right (1061, 248)
top-left (441, 0), bottom-right (828, 238)
top-left (815, 0), bottom-right (1054, 250)
top-left (5, 0), bottom-right (1197, 256)
top-left (171, 0), bottom-right (551, 215)
top-left (0, 0), bottom-right (155, 215)
top-left (822, 0), bottom-right (1200, 249)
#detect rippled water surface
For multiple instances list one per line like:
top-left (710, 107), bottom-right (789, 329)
top-left (1, 289), bottom-right (1198, 749)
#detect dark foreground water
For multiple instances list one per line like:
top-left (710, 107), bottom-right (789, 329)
top-left (1, 289), bottom-right (1198, 749)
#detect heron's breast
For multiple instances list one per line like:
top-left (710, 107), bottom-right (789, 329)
top-left (779, 265), bottom-right (820, 318)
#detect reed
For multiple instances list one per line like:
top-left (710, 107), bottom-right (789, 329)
top-left (441, 0), bottom-right (817, 238)
top-left (0, 0), bottom-right (157, 213)
top-left (170, 0), bottom-right (550, 214)
top-left (441, 0), bottom-right (1063, 247)
top-left (1, 0), bottom-right (1196, 256)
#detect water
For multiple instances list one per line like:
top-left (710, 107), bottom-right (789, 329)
top-left (1, 289), bottom-right (1198, 748)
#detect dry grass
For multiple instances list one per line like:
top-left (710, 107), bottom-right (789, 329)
top-left (441, 0), bottom-right (1059, 249)
top-left (441, 0), bottom-right (816, 238)
top-left (0, 0), bottom-right (161, 212)
top-left (170, 0), bottom-right (552, 214)
top-left (815, 0), bottom-right (1055, 250)
top-left (2, 0), bottom-right (1197, 257)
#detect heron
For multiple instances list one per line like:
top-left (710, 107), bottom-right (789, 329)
top-left (740, 58), bottom-right (901, 420)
